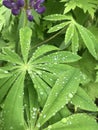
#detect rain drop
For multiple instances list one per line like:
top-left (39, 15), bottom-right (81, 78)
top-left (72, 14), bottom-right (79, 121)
top-left (68, 93), bottom-right (73, 98)
top-left (61, 118), bottom-right (67, 123)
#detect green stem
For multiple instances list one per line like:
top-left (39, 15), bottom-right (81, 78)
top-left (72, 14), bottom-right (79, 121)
top-left (31, 27), bottom-right (66, 50)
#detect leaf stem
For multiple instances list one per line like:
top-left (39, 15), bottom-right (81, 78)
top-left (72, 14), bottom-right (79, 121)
top-left (31, 27), bottom-right (66, 50)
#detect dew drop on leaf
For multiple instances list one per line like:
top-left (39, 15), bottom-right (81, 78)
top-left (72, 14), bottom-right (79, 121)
top-left (61, 118), bottom-right (67, 123)
top-left (36, 123), bottom-right (41, 128)
top-left (68, 93), bottom-right (73, 98)
top-left (48, 125), bottom-right (52, 130)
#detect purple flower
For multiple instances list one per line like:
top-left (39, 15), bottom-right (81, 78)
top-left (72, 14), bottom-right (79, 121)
top-left (17, 0), bottom-right (25, 7)
top-left (26, 9), bottom-right (34, 21)
top-left (3, 0), bottom-right (12, 9)
top-left (2, 0), bottom-right (46, 21)
top-left (30, 0), bottom-right (46, 14)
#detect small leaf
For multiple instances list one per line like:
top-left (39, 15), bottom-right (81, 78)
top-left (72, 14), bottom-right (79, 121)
top-left (44, 14), bottom-right (71, 21)
top-left (32, 51), bottom-right (81, 64)
top-left (71, 87), bottom-right (98, 111)
top-left (24, 80), bottom-right (39, 129)
top-left (2, 73), bottom-right (26, 130)
top-left (0, 69), bottom-right (12, 78)
top-left (29, 72), bottom-right (51, 107)
top-left (48, 22), bottom-right (70, 33)
top-left (29, 45), bottom-right (58, 63)
top-left (20, 27), bottom-right (32, 63)
top-left (65, 23), bottom-right (75, 45)
top-left (76, 24), bottom-right (98, 59)
top-left (1, 48), bottom-right (23, 64)
top-left (37, 68), bottom-right (80, 126)
top-left (72, 27), bottom-right (79, 53)
top-left (44, 114), bottom-right (98, 130)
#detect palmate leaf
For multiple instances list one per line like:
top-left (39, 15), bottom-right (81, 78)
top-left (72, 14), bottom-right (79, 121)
top-left (1, 72), bottom-right (26, 130)
top-left (0, 27), bottom-right (83, 130)
top-left (62, 0), bottom-right (98, 17)
top-left (71, 87), bottom-right (98, 111)
top-left (37, 68), bottom-right (80, 126)
top-left (44, 114), bottom-right (98, 130)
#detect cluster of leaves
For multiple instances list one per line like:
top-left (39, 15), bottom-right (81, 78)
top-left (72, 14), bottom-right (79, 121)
top-left (0, 0), bottom-right (98, 130)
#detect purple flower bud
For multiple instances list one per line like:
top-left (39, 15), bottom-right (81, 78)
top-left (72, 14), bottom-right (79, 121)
top-left (36, 6), bottom-right (46, 14)
top-left (28, 15), bottom-right (34, 21)
top-left (11, 8), bottom-right (20, 15)
top-left (26, 9), bottom-right (33, 21)
top-left (3, 0), bottom-right (12, 9)
top-left (17, 0), bottom-right (25, 7)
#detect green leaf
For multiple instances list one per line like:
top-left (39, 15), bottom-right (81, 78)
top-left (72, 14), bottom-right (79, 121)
top-left (44, 114), bottom-right (98, 130)
top-left (76, 24), bottom-right (97, 59)
top-left (44, 14), bottom-right (71, 21)
top-left (20, 27), bottom-right (32, 63)
top-left (0, 72), bottom-right (19, 103)
top-left (2, 72), bottom-right (26, 130)
top-left (65, 23), bottom-right (75, 45)
top-left (24, 79), bottom-right (39, 129)
top-left (72, 27), bottom-right (79, 53)
top-left (37, 68), bottom-right (80, 126)
top-left (48, 22), bottom-right (70, 33)
top-left (32, 51), bottom-right (81, 64)
top-left (0, 69), bottom-right (12, 78)
top-left (63, 0), bottom-right (98, 17)
top-left (29, 72), bottom-right (51, 107)
top-left (71, 87), bottom-right (98, 111)
top-left (1, 48), bottom-right (23, 64)
top-left (29, 45), bottom-right (59, 63)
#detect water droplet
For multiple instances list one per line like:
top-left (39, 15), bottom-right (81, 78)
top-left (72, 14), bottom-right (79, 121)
top-left (40, 92), bottom-right (44, 95)
top-left (9, 126), bottom-right (14, 129)
top-left (68, 93), bottom-right (73, 98)
top-left (62, 118), bottom-right (67, 123)
top-left (48, 125), bottom-right (52, 130)
top-left (36, 123), bottom-right (40, 128)
top-left (43, 115), bottom-right (46, 118)
top-left (33, 107), bottom-right (37, 112)
top-left (4, 71), bottom-right (8, 73)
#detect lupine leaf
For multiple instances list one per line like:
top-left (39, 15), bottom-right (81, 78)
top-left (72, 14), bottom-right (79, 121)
top-left (1, 48), bottom-right (23, 64)
top-left (65, 23), bottom-right (75, 45)
top-left (76, 24), bottom-right (98, 59)
top-left (29, 45), bottom-right (58, 63)
top-left (29, 72), bottom-right (51, 107)
top-left (44, 14), bottom-right (71, 21)
top-left (0, 69), bottom-right (12, 78)
top-left (24, 80), bottom-right (39, 129)
top-left (0, 72), bottom-right (20, 103)
top-left (63, 0), bottom-right (98, 17)
top-left (72, 27), bottom-right (79, 53)
top-left (32, 51), bottom-right (81, 64)
top-left (71, 87), bottom-right (98, 111)
top-left (20, 27), bottom-right (32, 63)
top-left (44, 114), bottom-right (98, 130)
top-left (37, 68), bottom-right (80, 126)
top-left (1, 73), bottom-right (26, 130)
top-left (48, 22), bottom-right (70, 33)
